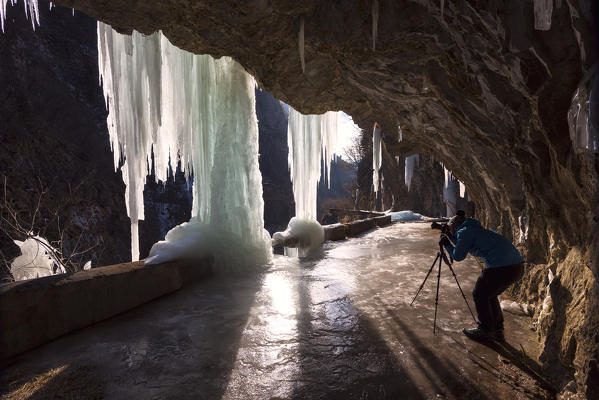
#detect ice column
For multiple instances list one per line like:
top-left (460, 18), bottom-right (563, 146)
top-left (533, 0), bottom-right (553, 31)
top-left (372, 123), bottom-right (382, 194)
top-left (1, 0), bottom-right (39, 32)
top-left (98, 23), bottom-right (271, 268)
top-left (287, 108), bottom-right (338, 219)
top-left (404, 154), bottom-right (419, 192)
top-left (568, 67), bottom-right (598, 153)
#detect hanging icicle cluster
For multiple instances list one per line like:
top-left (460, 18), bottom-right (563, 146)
top-left (1, 0), bottom-right (39, 32)
top-left (287, 108), bottom-right (339, 220)
top-left (98, 23), bottom-right (271, 267)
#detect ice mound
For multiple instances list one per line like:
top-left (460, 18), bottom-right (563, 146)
top-left (272, 217), bottom-right (324, 257)
top-left (387, 210), bottom-right (425, 222)
top-left (145, 218), bottom-right (272, 273)
top-left (500, 300), bottom-right (535, 317)
top-left (11, 236), bottom-right (66, 281)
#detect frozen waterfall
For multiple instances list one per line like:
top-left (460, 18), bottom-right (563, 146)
top-left (372, 123), bottom-right (382, 194)
top-left (404, 154), bottom-right (419, 192)
top-left (273, 108), bottom-right (338, 256)
top-left (97, 23), bottom-right (271, 269)
top-left (287, 108), bottom-right (338, 220)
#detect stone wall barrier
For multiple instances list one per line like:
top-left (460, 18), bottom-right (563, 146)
top-left (374, 215), bottom-right (392, 227)
top-left (323, 224), bottom-right (346, 241)
top-left (345, 218), bottom-right (375, 237)
top-left (0, 258), bottom-right (212, 361)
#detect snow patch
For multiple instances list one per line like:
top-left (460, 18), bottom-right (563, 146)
top-left (387, 210), bottom-right (424, 222)
top-left (500, 300), bottom-right (534, 317)
top-left (10, 236), bottom-right (65, 281)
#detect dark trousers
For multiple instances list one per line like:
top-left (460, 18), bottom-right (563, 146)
top-left (472, 263), bottom-right (523, 331)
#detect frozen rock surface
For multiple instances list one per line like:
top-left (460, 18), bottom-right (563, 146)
top-left (0, 224), bottom-right (553, 399)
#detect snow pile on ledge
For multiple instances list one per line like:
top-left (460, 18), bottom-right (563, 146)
top-left (387, 210), bottom-right (425, 222)
top-left (145, 217), bottom-right (271, 273)
top-left (11, 236), bottom-right (65, 280)
top-left (500, 300), bottom-right (535, 317)
top-left (272, 217), bottom-right (324, 257)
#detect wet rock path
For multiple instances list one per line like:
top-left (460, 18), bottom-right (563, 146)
top-left (1, 223), bottom-right (552, 399)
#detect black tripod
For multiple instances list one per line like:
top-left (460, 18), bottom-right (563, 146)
top-left (410, 242), bottom-right (477, 333)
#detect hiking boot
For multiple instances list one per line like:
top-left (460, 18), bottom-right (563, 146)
top-left (463, 327), bottom-right (495, 342)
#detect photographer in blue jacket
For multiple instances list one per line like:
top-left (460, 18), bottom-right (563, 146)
top-left (441, 211), bottom-right (524, 342)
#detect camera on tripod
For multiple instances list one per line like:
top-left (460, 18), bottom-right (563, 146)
top-left (430, 221), bottom-right (451, 235)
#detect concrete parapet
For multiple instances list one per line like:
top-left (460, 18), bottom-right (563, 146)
top-left (323, 224), bottom-right (346, 241)
top-left (374, 215), bottom-right (392, 227)
top-left (0, 258), bottom-right (212, 361)
top-left (345, 218), bottom-right (375, 237)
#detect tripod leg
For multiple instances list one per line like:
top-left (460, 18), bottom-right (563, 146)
top-left (446, 264), bottom-right (478, 324)
top-left (410, 253), bottom-right (441, 307)
top-left (433, 254), bottom-right (442, 334)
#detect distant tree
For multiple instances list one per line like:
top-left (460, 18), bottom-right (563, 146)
top-left (343, 130), bottom-right (366, 166)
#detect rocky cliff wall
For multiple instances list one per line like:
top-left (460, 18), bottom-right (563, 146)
top-left (46, 0), bottom-right (598, 396)
top-left (0, 5), bottom-right (131, 273)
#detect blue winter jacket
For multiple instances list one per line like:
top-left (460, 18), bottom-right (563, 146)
top-left (444, 218), bottom-right (523, 268)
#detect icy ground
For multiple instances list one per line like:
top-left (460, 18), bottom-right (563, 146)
top-left (1, 223), bottom-right (552, 399)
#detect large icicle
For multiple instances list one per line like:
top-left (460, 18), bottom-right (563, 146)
top-left (533, 0), bottom-right (553, 31)
top-left (372, 123), bottom-right (382, 194)
top-left (372, 0), bottom-right (379, 51)
top-left (299, 16), bottom-right (305, 73)
top-left (1, 0), bottom-right (39, 32)
top-left (404, 154), bottom-right (419, 192)
top-left (98, 23), bottom-right (271, 268)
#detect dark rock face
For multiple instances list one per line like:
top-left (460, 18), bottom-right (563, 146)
top-left (0, 5), bottom-right (131, 272)
top-left (139, 167), bottom-right (193, 259)
top-left (355, 133), bottom-right (452, 217)
top-left (49, 0), bottom-right (599, 395)
top-left (256, 89), bottom-right (294, 235)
